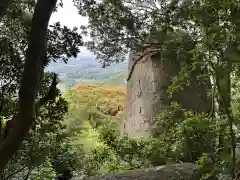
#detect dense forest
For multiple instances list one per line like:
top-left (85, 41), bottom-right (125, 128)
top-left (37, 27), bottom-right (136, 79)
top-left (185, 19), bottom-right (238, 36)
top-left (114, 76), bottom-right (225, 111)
top-left (0, 0), bottom-right (240, 180)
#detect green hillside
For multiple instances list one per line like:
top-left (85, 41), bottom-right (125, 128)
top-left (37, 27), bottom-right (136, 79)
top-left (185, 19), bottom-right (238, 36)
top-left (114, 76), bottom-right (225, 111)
top-left (63, 84), bottom-right (125, 151)
top-left (46, 54), bottom-right (128, 91)
top-left (102, 70), bottom-right (127, 85)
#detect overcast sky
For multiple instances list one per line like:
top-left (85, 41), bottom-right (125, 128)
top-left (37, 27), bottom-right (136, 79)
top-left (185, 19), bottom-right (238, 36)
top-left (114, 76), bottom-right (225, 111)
top-left (50, 0), bottom-right (88, 29)
top-left (50, 0), bottom-right (91, 55)
top-left (49, 0), bottom-right (129, 62)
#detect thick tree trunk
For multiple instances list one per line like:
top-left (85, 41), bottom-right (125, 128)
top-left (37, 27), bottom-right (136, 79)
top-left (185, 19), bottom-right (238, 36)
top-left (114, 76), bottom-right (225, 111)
top-left (0, 0), bottom-right (57, 171)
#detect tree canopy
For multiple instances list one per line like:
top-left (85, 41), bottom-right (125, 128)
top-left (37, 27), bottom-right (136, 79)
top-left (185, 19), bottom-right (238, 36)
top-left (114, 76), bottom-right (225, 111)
top-left (76, 0), bottom-right (240, 178)
top-left (1, 0), bottom-right (240, 179)
top-left (0, 0), bottom-right (83, 171)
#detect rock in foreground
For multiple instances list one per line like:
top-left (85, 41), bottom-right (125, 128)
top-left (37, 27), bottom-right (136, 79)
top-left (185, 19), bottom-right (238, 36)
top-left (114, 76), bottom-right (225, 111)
top-left (88, 163), bottom-right (200, 180)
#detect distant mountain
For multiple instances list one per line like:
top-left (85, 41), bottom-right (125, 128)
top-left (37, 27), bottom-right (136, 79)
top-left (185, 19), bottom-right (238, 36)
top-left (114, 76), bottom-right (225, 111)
top-left (46, 50), bottom-right (128, 91)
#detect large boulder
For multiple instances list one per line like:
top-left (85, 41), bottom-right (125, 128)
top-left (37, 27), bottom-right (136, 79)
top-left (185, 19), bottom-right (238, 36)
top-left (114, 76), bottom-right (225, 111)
top-left (122, 32), bottom-right (212, 138)
top-left (122, 47), bottom-right (212, 138)
top-left (87, 163), bottom-right (200, 180)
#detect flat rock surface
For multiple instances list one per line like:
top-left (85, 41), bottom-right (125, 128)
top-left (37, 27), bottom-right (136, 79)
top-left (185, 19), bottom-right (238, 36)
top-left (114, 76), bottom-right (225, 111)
top-left (87, 163), bottom-right (200, 180)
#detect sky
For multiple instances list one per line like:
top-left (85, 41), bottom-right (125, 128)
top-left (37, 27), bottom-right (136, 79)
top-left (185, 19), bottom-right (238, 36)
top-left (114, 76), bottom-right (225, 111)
top-left (49, 0), bottom-right (129, 62)
top-left (50, 0), bottom-right (88, 29)
top-left (49, 0), bottom-right (91, 55)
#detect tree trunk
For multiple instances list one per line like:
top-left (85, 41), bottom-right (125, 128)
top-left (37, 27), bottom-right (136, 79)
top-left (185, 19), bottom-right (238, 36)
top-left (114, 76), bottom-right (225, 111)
top-left (0, 0), bottom-right (57, 171)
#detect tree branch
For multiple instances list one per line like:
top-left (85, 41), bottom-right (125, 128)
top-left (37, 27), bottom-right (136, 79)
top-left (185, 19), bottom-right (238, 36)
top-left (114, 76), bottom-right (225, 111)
top-left (126, 48), bottom-right (160, 81)
top-left (35, 73), bottom-right (58, 117)
top-left (36, 73), bottom-right (58, 108)
top-left (0, 0), bottom-right (58, 171)
top-left (0, 74), bottom-right (58, 145)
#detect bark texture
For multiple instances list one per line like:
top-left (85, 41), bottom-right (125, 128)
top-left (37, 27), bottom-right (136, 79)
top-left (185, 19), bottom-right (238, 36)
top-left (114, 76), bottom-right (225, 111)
top-left (122, 47), bottom-right (212, 138)
top-left (0, 0), bottom-right (57, 171)
top-left (87, 163), bottom-right (200, 180)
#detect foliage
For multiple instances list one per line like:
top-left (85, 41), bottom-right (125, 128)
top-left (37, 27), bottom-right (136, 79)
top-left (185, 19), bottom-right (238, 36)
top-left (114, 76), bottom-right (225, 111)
top-left (78, 106), bottom-right (216, 177)
top-left (1, 92), bottom-right (83, 179)
top-left (74, 0), bottom-right (240, 178)
top-left (1, 0), bottom-right (240, 179)
top-left (0, 0), bottom-right (84, 177)
top-left (62, 83), bottom-right (125, 153)
top-left (64, 84), bottom-right (125, 124)
top-left (29, 158), bottom-right (56, 180)
top-left (154, 102), bottom-right (217, 163)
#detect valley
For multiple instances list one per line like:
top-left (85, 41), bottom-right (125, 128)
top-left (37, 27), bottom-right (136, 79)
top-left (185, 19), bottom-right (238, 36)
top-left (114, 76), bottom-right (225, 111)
top-left (46, 51), bottom-right (128, 91)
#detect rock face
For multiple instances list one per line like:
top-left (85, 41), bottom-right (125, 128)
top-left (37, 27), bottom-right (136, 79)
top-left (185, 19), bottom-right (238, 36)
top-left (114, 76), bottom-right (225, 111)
top-left (122, 47), bottom-right (212, 138)
top-left (87, 163), bottom-right (200, 180)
